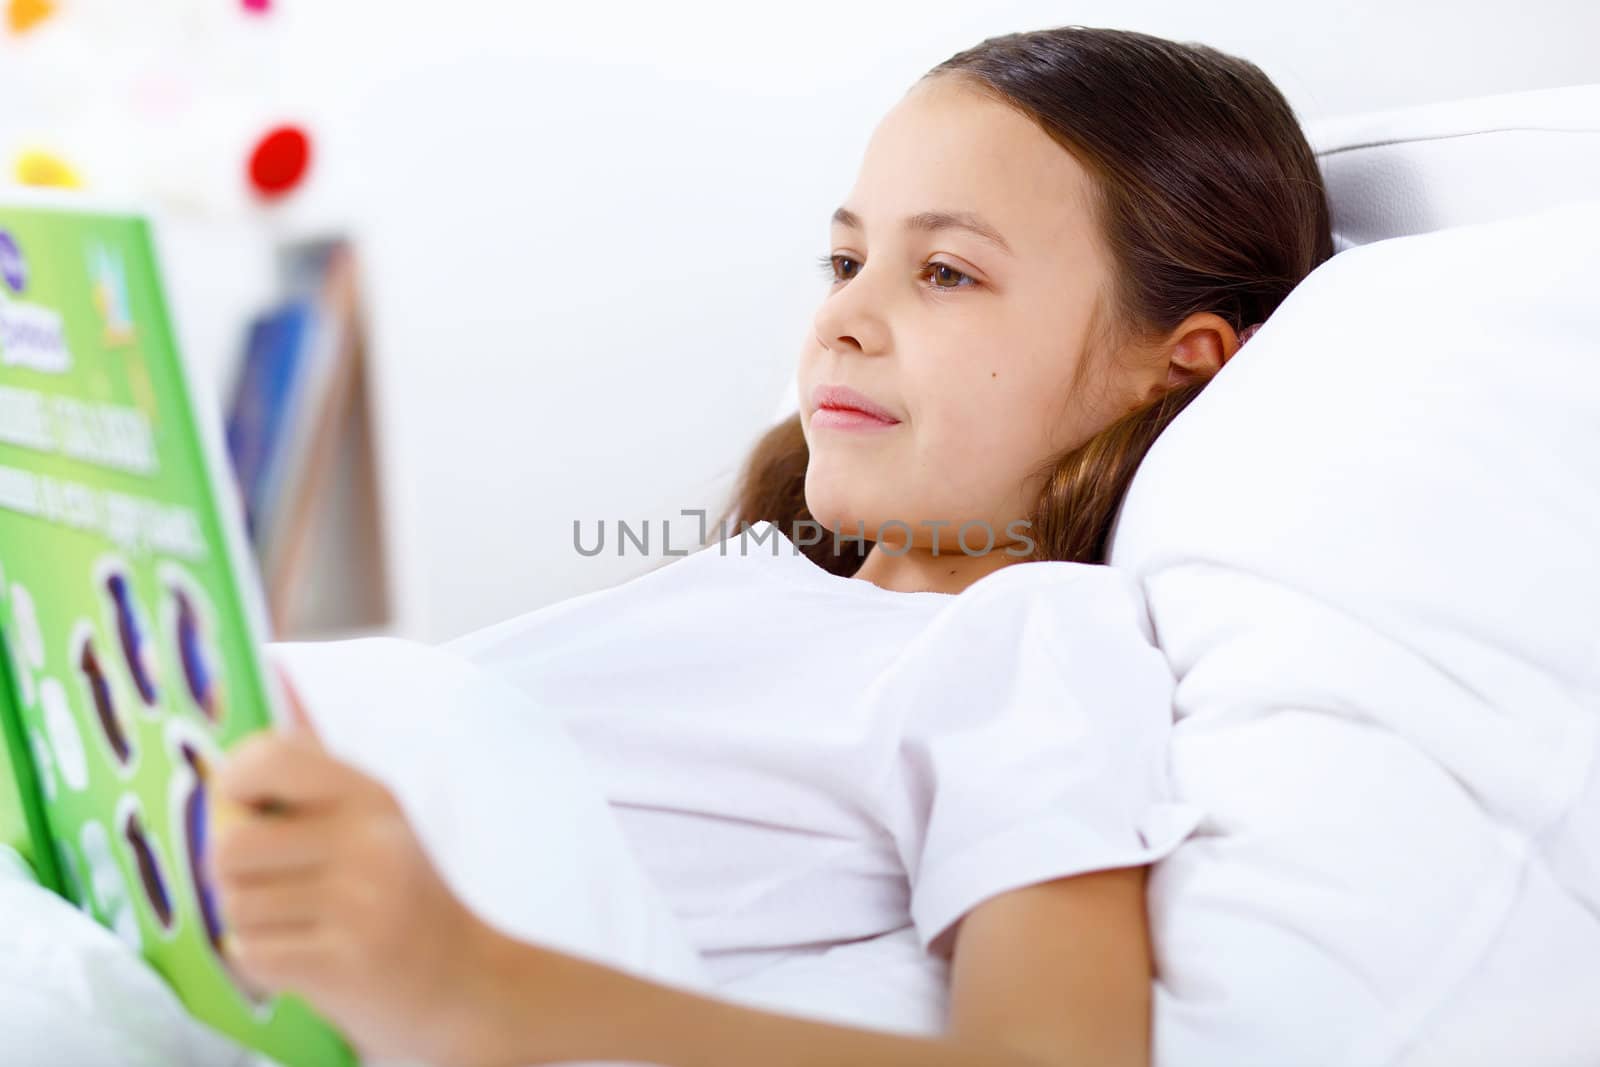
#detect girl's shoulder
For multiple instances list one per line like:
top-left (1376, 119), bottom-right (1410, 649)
top-left (871, 558), bottom-right (1166, 725)
top-left (921, 556), bottom-right (1155, 644)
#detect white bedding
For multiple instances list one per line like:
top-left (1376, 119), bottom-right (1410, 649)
top-left (0, 853), bottom-right (260, 1067)
top-left (0, 637), bottom-right (720, 1067)
top-left (0, 636), bottom-right (951, 1066)
top-left (1109, 198), bottom-right (1600, 1065)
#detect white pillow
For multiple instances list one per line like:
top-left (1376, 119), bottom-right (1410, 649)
top-left (1108, 200), bottom-right (1600, 1064)
top-left (1306, 83), bottom-right (1600, 250)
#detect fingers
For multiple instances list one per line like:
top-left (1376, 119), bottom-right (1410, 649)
top-left (215, 730), bottom-right (389, 813)
top-left (210, 803), bottom-right (332, 880)
top-left (225, 923), bottom-right (345, 995)
top-left (219, 877), bottom-right (327, 934)
top-left (214, 850), bottom-right (389, 1003)
top-left (204, 717), bottom-right (423, 1013)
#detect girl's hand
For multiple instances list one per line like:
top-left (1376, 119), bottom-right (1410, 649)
top-left (208, 673), bottom-right (500, 1066)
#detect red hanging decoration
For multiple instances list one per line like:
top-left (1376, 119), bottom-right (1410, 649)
top-left (246, 124), bottom-right (311, 199)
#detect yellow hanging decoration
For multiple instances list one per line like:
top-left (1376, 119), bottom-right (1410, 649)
top-left (5, 0), bottom-right (56, 35)
top-left (14, 149), bottom-right (83, 189)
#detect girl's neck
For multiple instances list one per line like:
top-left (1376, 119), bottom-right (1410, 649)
top-left (850, 540), bottom-right (1020, 596)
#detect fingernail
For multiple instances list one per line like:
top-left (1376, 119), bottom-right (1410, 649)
top-left (209, 795), bottom-right (246, 834)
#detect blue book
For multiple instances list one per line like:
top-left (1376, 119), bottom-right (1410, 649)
top-left (224, 299), bottom-right (316, 542)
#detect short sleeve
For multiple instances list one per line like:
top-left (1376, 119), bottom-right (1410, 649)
top-left (870, 561), bottom-right (1202, 956)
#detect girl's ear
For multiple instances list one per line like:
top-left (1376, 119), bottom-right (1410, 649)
top-left (1164, 312), bottom-right (1239, 387)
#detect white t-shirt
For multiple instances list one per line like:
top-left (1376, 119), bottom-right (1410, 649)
top-left (445, 521), bottom-right (1198, 1001)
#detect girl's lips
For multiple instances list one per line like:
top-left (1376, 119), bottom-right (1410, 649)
top-left (811, 407), bottom-right (900, 431)
top-left (809, 384), bottom-right (902, 430)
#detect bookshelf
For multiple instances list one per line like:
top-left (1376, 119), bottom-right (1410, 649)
top-left (223, 237), bottom-right (394, 640)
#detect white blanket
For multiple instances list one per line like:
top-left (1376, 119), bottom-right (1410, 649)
top-left (0, 637), bottom-right (719, 1067)
top-left (1, 635), bottom-right (966, 1065)
top-left (0, 849), bottom-right (261, 1067)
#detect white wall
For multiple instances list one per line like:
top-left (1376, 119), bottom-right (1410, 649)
top-left (145, 1), bottom-right (1600, 640)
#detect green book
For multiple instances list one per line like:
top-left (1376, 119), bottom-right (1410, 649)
top-left (0, 193), bottom-right (355, 1067)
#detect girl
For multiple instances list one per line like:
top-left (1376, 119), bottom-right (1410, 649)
top-left (210, 25), bottom-right (1332, 1067)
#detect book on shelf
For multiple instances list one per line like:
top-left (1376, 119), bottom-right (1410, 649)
top-left (224, 237), bottom-right (390, 639)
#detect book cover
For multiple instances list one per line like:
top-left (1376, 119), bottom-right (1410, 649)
top-left (0, 194), bottom-right (356, 1066)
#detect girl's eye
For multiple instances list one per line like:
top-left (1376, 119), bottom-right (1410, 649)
top-left (813, 254), bottom-right (976, 291)
top-left (815, 253), bottom-right (860, 282)
top-left (922, 261), bottom-right (974, 290)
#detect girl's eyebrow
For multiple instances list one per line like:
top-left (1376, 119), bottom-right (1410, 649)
top-left (830, 206), bottom-right (1014, 256)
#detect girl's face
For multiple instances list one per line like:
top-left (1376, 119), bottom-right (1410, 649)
top-left (798, 75), bottom-right (1154, 549)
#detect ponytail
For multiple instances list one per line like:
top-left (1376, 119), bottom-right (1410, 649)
top-left (1023, 379), bottom-right (1204, 563)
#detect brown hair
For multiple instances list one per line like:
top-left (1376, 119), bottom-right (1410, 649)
top-left (723, 26), bottom-right (1333, 573)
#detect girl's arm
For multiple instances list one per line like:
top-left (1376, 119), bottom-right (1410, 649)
top-left (453, 865), bottom-right (1151, 1067)
top-left (211, 711), bottom-right (1152, 1067)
